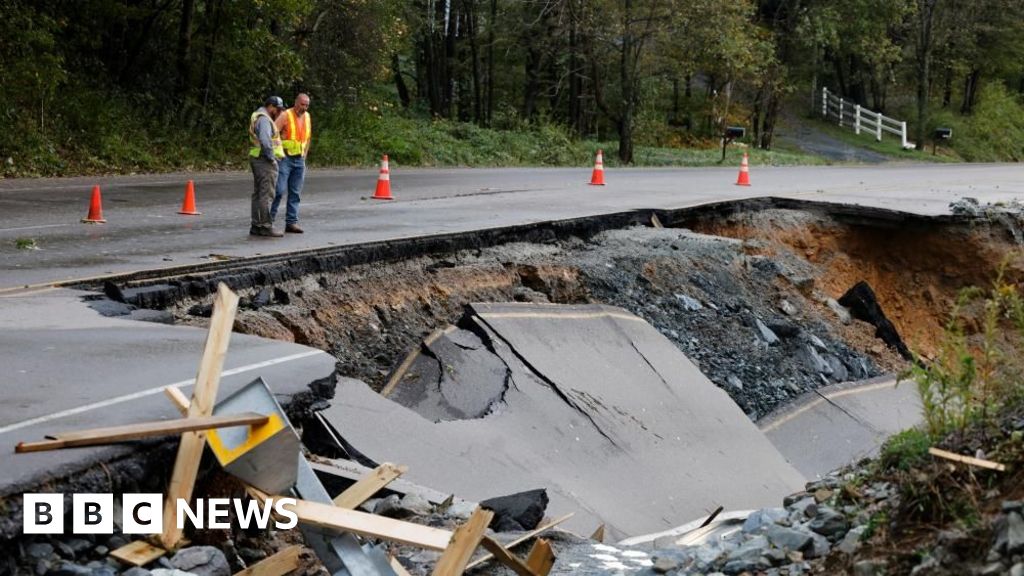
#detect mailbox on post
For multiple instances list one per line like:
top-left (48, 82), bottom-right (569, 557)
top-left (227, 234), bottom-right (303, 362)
top-left (725, 126), bottom-right (746, 139)
top-left (721, 126), bottom-right (746, 161)
top-left (933, 127), bottom-right (952, 155)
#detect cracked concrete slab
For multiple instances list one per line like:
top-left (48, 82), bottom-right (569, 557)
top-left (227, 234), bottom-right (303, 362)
top-left (321, 302), bottom-right (805, 540)
top-left (385, 327), bottom-right (509, 422)
top-left (759, 377), bottom-right (923, 479)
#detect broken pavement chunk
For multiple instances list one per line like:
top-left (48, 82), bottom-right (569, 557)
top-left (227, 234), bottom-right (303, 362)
top-left (481, 489), bottom-right (549, 532)
top-left (838, 281), bottom-right (911, 359)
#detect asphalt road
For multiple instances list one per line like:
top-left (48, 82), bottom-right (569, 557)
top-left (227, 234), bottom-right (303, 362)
top-left (0, 288), bottom-right (337, 496)
top-left (2, 163), bottom-right (1021, 289)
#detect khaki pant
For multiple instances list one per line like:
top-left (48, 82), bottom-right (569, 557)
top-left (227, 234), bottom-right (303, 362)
top-left (250, 157), bottom-right (278, 230)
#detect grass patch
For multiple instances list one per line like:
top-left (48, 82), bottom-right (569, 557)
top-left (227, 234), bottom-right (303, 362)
top-left (14, 238), bottom-right (38, 250)
top-left (806, 118), bottom-right (958, 162)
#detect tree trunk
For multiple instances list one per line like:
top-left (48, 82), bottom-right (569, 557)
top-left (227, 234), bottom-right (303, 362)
top-left (618, 0), bottom-right (635, 164)
top-left (393, 54), bottom-right (411, 108)
top-left (486, 0), bottom-right (495, 125)
top-left (942, 67), bottom-right (952, 108)
top-left (961, 68), bottom-right (980, 114)
top-left (465, 0), bottom-right (482, 123)
top-left (200, 0), bottom-right (222, 111)
top-left (914, 0), bottom-right (938, 150)
top-left (175, 0), bottom-right (195, 96)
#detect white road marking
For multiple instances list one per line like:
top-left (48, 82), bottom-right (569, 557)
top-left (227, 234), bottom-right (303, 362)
top-left (0, 350), bottom-right (324, 435)
top-left (0, 224), bottom-right (68, 233)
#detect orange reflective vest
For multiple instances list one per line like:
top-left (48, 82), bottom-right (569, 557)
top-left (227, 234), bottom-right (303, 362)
top-left (281, 109), bottom-right (312, 156)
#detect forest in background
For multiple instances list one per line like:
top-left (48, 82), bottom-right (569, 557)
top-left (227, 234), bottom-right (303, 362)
top-left (2, 0), bottom-right (1023, 177)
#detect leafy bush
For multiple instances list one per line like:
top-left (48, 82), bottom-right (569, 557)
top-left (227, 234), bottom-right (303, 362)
top-left (930, 83), bottom-right (1024, 162)
top-left (901, 269), bottom-right (1024, 438)
top-left (879, 428), bottom-right (932, 471)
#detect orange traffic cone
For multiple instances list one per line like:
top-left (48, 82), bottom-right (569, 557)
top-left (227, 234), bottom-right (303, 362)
top-left (589, 150), bottom-right (606, 186)
top-left (372, 155), bottom-right (393, 200)
top-left (178, 180), bottom-right (201, 215)
top-left (735, 151), bottom-right (751, 186)
top-left (81, 185), bottom-right (107, 223)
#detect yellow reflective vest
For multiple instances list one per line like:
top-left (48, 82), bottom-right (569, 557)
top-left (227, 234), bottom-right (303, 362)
top-left (281, 109), bottom-right (312, 156)
top-left (248, 110), bottom-right (284, 159)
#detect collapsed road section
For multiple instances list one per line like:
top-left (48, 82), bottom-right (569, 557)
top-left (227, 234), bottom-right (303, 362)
top-left (317, 302), bottom-right (805, 540)
top-left (2, 198), bottom-right (1022, 574)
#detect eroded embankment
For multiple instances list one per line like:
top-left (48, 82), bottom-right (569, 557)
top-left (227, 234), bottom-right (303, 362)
top-left (162, 205), bottom-right (1022, 419)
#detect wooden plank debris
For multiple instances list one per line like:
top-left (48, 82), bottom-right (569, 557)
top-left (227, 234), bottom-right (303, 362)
top-left (310, 459), bottom-right (456, 506)
top-left (389, 557), bottom-right (414, 576)
top-left (525, 539), bottom-right (555, 576)
top-left (333, 462), bottom-right (409, 509)
top-left (109, 540), bottom-right (166, 566)
top-left (480, 537), bottom-right (536, 576)
top-left (650, 214), bottom-right (664, 228)
top-left (249, 487), bottom-right (454, 551)
top-left (15, 413), bottom-right (268, 453)
top-left (164, 385), bottom-right (191, 414)
top-left (465, 513), bottom-right (574, 570)
top-left (232, 545), bottom-right (303, 576)
top-left (589, 524), bottom-right (605, 542)
top-left (161, 283), bottom-right (240, 549)
top-left (432, 507), bottom-right (494, 576)
top-left (929, 447), bottom-right (1006, 471)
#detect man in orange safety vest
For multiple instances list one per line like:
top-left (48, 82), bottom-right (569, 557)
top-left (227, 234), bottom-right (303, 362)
top-left (271, 93), bottom-right (312, 233)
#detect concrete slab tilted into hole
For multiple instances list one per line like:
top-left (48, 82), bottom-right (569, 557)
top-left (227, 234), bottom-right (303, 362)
top-left (318, 302), bottom-right (806, 540)
top-left (759, 377), bottom-right (924, 479)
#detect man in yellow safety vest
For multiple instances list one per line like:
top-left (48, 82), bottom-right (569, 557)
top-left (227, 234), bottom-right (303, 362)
top-left (248, 96), bottom-right (286, 237)
top-left (272, 93), bottom-right (312, 233)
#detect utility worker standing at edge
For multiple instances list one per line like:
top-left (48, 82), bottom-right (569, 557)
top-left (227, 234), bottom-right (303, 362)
top-left (272, 93), bottom-right (312, 233)
top-left (249, 96), bottom-right (286, 237)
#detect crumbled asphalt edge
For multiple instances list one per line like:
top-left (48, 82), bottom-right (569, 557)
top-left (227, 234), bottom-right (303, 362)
top-left (73, 198), bottom-right (962, 307)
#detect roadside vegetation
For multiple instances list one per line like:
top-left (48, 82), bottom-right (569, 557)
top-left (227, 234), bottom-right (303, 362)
top-left (1, 0), bottom-right (1022, 178)
top-left (825, 269), bottom-right (1024, 572)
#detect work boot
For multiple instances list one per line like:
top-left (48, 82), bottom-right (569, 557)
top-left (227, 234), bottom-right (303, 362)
top-left (249, 227), bottom-right (284, 237)
top-left (285, 223), bottom-right (304, 234)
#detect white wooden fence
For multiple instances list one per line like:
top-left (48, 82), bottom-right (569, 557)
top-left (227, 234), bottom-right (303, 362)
top-left (821, 87), bottom-right (911, 149)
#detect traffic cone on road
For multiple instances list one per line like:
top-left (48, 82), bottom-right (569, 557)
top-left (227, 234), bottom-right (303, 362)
top-left (81, 185), bottom-right (107, 223)
top-left (372, 155), bottom-right (393, 200)
top-left (589, 150), bottom-right (606, 186)
top-left (735, 151), bottom-right (751, 186)
top-left (178, 180), bottom-right (201, 215)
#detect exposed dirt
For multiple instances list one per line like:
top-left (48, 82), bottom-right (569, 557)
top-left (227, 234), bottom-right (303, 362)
top-left (688, 209), bottom-right (1024, 359)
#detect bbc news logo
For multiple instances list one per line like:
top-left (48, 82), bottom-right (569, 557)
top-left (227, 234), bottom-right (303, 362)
top-left (24, 494), bottom-right (298, 535)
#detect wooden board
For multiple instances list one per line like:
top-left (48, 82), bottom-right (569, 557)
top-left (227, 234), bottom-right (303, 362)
top-left (526, 539), bottom-right (555, 576)
top-left (109, 540), bottom-right (166, 566)
top-left (165, 385), bottom-right (191, 414)
top-left (250, 488), bottom-right (454, 551)
top-left (432, 507), bottom-right (494, 576)
top-left (465, 513), bottom-right (574, 570)
top-left (479, 537), bottom-right (536, 576)
top-left (310, 459), bottom-right (457, 506)
top-left (333, 462), bottom-right (408, 509)
top-left (589, 524), bottom-right (605, 543)
top-left (161, 283), bottom-right (240, 549)
top-left (15, 413), bottom-right (268, 453)
top-left (929, 447), bottom-right (1006, 471)
top-left (389, 557), bottom-right (414, 576)
top-left (233, 545), bottom-right (303, 576)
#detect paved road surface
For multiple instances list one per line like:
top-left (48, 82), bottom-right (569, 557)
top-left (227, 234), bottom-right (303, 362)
top-left (0, 162), bottom-right (1018, 502)
top-left (0, 289), bottom-right (336, 496)
top-left (2, 163), bottom-right (1021, 289)
top-left (760, 377), bottom-right (923, 479)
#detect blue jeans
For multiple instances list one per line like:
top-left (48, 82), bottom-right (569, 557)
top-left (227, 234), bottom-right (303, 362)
top-left (271, 155), bottom-right (305, 224)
